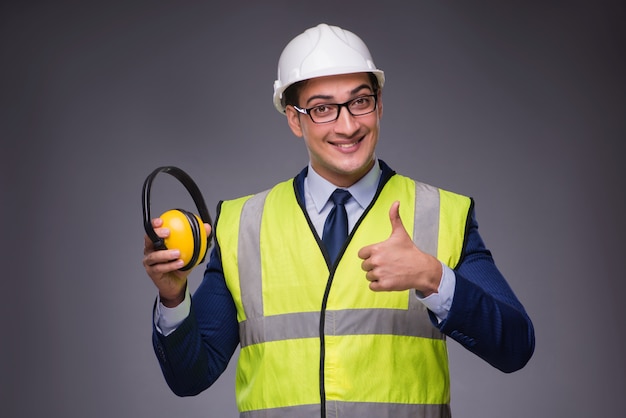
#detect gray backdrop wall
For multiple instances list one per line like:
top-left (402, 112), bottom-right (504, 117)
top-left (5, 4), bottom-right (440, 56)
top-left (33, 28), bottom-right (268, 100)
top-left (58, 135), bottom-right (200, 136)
top-left (2, 1), bottom-right (625, 417)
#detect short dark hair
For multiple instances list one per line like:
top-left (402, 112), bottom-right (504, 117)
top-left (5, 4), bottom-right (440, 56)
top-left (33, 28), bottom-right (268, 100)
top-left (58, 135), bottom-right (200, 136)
top-left (282, 72), bottom-right (380, 111)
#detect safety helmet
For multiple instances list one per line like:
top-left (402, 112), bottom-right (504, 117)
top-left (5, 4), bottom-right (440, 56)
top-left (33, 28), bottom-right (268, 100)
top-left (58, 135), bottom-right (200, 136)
top-left (273, 23), bottom-right (385, 114)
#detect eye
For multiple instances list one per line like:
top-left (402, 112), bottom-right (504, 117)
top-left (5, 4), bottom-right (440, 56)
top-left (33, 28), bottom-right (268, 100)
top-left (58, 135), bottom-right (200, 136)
top-left (350, 96), bottom-right (373, 109)
top-left (310, 104), bottom-right (333, 116)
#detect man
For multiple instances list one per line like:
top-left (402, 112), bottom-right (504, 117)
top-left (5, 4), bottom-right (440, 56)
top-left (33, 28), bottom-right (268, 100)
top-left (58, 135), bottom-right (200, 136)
top-left (143, 23), bottom-right (535, 418)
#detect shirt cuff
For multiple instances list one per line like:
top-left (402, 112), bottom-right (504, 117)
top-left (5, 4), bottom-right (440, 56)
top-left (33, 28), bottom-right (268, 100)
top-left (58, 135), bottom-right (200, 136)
top-left (153, 286), bottom-right (191, 336)
top-left (415, 261), bottom-right (456, 322)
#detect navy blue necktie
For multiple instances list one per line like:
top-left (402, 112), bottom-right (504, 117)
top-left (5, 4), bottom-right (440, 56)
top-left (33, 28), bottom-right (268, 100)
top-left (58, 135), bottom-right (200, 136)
top-left (322, 189), bottom-right (352, 264)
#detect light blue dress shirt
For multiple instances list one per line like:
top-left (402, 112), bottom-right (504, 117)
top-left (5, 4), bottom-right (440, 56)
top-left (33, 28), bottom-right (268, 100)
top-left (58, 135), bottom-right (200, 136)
top-left (304, 162), bottom-right (380, 237)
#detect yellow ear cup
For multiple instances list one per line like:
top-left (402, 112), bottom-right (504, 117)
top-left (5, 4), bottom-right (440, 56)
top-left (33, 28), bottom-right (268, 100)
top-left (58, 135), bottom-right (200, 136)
top-left (160, 209), bottom-right (208, 269)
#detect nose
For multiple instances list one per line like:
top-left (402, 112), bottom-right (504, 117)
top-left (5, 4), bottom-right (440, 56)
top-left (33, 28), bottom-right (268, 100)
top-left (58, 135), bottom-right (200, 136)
top-left (334, 105), bottom-right (359, 135)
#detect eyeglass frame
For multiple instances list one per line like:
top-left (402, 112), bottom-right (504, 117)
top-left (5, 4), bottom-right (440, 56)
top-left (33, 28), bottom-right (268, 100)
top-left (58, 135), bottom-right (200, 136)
top-left (292, 94), bottom-right (379, 124)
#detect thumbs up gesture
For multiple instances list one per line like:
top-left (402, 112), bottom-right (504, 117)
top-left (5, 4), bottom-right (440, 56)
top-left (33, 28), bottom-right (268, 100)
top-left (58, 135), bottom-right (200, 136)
top-left (357, 201), bottom-right (442, 295)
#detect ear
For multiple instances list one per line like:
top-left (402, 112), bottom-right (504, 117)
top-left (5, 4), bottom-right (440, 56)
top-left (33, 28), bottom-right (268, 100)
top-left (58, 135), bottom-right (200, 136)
top-left (285, 106), bottom-right (304, 137)
top-left (377, 91), bottom-right (383, 119)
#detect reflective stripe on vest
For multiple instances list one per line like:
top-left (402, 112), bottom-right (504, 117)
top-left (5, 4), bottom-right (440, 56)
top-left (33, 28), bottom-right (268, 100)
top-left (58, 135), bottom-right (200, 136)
top-left (216, 174), bottom-right (470, 417)
top-left (240, 401), bottom-right (451, 418)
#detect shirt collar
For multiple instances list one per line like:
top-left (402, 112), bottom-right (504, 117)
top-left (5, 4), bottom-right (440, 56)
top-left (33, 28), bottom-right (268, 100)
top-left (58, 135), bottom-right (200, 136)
top-left (306, 161), bottom-right (382, 214)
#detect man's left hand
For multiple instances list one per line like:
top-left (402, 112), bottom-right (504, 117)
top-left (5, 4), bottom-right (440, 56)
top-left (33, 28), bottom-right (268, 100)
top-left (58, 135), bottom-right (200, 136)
top-left (357, 201), bottom-right (442, 295)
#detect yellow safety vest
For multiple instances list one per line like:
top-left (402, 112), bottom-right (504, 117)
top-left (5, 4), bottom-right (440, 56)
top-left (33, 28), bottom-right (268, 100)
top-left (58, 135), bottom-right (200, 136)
top-left (215, 173), bottom-right (471, 418)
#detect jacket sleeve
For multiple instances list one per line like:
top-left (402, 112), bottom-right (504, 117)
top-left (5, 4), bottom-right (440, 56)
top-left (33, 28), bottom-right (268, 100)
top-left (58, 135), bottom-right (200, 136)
top-left (152, 246), bottom-right (240, 396)
top-left (437, 207), bottom-right (535, 373)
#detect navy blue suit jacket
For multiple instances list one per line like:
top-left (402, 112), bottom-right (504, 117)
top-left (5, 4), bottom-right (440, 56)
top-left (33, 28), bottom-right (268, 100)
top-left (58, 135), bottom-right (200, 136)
top-left (152, 161), bottom-right (535, 396)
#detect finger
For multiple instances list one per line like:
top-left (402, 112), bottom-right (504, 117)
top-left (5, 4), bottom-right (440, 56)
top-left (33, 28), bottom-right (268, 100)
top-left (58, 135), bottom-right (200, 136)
top-left (144, 248), bottom-right (181, 266)
top-left (145, 218), bottom-right (169, 249)
top-left (203, 223), bottom-right (212, 237)
top-left (146, 257), bottom-right (185, 273)
top-left (389, 201), bottom-right (410, 239)
top-left (389, 201), bottom-right (403, 232)
top-left (368, 279), bottom-right (382, 292)
top-left (361, 258), bottom-right (373, 272)
top-left (357, 244), bottom-right (372, 260)
top-left (365, 270), bottom-right (379, 282)
top-left (154, 225), bottom-right (171, 238)
top-left (143, 228), bottom-right (171, 252)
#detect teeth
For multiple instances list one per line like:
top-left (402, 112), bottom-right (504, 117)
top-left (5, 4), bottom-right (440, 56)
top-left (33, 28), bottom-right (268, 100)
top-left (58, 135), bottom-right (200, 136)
top-left (336, 142), bottom-right (357, 148)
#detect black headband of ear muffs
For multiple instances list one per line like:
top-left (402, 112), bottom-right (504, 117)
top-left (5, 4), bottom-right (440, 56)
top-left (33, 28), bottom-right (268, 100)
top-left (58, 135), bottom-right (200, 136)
top-left (141, 166), bottom-right (213, 252)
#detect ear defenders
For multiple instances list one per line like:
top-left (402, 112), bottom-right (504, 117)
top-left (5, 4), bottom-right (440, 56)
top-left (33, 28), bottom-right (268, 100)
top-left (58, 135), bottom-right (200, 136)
top-left (142, 166), bottom-right (213, 271)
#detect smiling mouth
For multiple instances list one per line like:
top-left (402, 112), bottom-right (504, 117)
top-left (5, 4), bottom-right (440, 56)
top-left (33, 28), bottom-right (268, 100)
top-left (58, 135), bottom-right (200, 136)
top-left (332, 137), bottom-right (364, 148)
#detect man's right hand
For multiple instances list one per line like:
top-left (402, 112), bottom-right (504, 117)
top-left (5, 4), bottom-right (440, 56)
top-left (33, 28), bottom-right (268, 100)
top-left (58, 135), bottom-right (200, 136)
top-left (142, 217), bottom-right (211, 307)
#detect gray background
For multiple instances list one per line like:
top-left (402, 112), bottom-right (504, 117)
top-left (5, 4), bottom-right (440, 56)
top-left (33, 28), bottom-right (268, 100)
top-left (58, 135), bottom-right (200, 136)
top-left (2, 1), bottom-right (625, 417)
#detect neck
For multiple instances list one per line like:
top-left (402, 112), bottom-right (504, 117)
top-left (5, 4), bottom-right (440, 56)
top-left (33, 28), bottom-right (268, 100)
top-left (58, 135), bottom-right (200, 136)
top-left (315, 159), bottom-right (376, 188)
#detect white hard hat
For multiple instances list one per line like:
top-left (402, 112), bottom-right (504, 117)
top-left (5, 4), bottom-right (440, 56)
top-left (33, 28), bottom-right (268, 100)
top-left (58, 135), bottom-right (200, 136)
top-left (273, 23), bottom-right (385, 114)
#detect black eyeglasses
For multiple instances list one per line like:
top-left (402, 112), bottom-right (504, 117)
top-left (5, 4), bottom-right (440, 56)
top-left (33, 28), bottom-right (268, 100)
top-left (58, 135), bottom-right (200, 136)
top-left (293, 94), bottom-right (378, 124)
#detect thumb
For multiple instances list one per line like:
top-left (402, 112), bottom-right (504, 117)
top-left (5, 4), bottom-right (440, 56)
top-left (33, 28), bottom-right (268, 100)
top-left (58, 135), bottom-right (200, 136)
top-left (389, 201), bottom-right (406, 236)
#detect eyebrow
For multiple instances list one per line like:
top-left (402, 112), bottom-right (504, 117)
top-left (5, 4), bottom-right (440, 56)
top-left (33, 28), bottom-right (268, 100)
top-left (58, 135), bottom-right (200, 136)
top-left (304, 83), bottom-right (373, 106)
